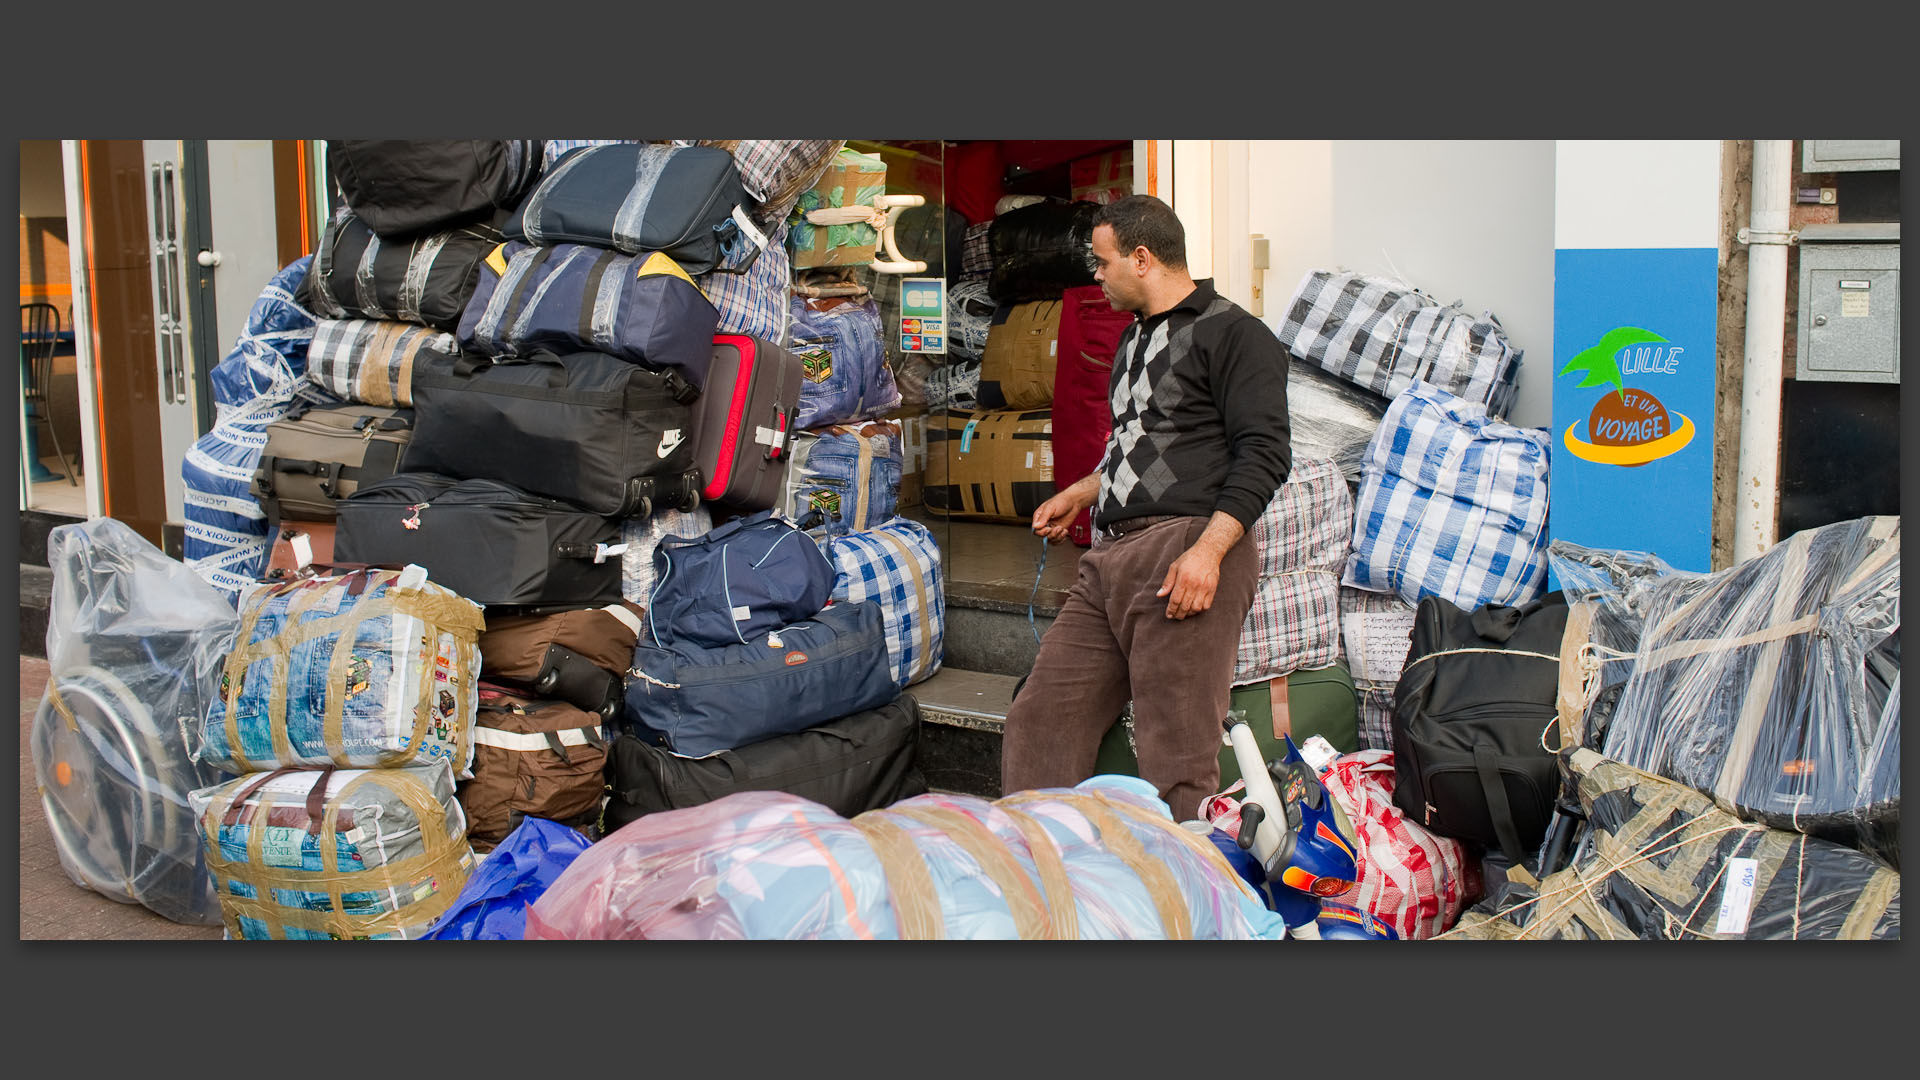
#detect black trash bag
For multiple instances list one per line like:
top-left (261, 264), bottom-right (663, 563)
top-left (988, 198), bottom-right (1100, 304)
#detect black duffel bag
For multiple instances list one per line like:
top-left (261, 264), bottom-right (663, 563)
top-left (603, 694), bottom-right (927, 832)
top-left (328, 140), bottom-right (545, 240)
top-left (300, 210), bottom-right (505, 332)
top-left (987, 198), bottom-right (1100, 304)
top-left (1390, 592), bottom-right (1570, 867)
top-left (334, 473), bottom-right (623, 608)
top-left (403, 347), bottom-right (701, 519)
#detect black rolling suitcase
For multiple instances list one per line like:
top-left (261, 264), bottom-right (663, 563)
top-left (403, 347), bottom-right (701, 519)
top-left (602, 695), bottom-right (927, 831)
top-left (334, 473), bottom-right (624, 608)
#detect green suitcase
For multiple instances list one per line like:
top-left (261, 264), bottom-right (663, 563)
top-left (1091, 663), bottom-right (1361, 786)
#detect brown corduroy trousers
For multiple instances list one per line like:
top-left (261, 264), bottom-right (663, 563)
top-left (999, 515), bottom-right (1259, 822)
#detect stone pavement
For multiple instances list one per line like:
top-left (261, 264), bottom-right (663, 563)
top-left (18, 656), bottom-right (225, 940)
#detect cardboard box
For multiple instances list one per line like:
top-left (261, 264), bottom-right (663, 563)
top-left (1070, 148), bottom-right (1133, 205)
top-left (980, 299), bottom-right (1062, 410)
top-left (789, 149), bottom-right (889, 269)
top-left (923, 408), bottom-right (1054, 523)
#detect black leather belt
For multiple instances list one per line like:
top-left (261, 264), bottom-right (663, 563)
top-left (1098, 514), bottom-right (1182, 540)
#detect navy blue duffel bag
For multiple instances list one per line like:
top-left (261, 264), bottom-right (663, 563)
top-left (623, 599), bottom-right (897, 759)
top-left (505, 143), bottom-right (765, 277)
top-left (644, 509), bottom-right (835, 648)
top-left (456, 240), bottom-right (720, 390)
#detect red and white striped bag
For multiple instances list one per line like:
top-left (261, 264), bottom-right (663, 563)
top-left (1318, 749), bottom-right (1478, 939)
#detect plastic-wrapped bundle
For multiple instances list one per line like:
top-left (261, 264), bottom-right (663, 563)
top-left (1561, 517), bottom-right (1899, 864)
top-left (946, 279), bottom-right (996, 361)
top-left (525, 778), bottom-right (1286, 940)
top-left (1447, 749), bottom-right (1899, 940)
top-left (198, 566), bottom-right (484, 777)
top-left (987, 198), bottom-right (1100, 304)
top-left (182, 258), bottom-right (321, 596)
top-left (1546, 539), bottom-right (1683, 753)
top-left (779, 421), bottom-right (902, 542)
top-left (1233, 457), bottom-right (1352, 685)
top-left (788, 293), bottom-right (899, 428)
top-left (30, 518), bottom-right (241, 925)
top-left (1345, 382), bottom-right (1551, 611)
top-left (1287, 360), bottom-right (1391, 486)
top-left (925, 358), bottom-right (981, 412)
top-left (191, 760), bottom-right (476, 940)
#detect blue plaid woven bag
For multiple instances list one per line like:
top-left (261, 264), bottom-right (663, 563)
top-left (827, 517), bottom-right (945, 689)
top-left (1344, 382), bottom-right (1551, 612)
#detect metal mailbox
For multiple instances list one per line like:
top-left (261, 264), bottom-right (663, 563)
top-left (1795, 222), bottom-right (1899, 384)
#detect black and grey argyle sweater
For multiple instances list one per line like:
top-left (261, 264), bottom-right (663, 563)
top-left (1093, 279), bottom-right (1292, 534)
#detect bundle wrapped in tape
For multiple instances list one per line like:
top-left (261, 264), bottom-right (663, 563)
top-left (1550, 516), bottom-right (1900, 866)
top-left (526, 778), bottom-right (1286, 940)
top-left (197, 565), bottom-right (484, 778)
top-left (1445, 749), bottom-right (1899, 941)
top-left (191, 759), bottom-right (476, 940)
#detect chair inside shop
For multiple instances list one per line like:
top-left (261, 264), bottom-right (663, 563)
top-left (21, 301), bottom-right (77, 485)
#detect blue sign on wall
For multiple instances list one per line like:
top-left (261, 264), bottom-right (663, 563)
top-left (1551, 247), bottom-right (1718, 573)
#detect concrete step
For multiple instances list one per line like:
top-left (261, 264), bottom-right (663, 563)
top-left (908, 666), bottom-right (1021, 799)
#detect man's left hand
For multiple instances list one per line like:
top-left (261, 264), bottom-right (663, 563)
top-left (1158, 544), bottom-right (1223, 620)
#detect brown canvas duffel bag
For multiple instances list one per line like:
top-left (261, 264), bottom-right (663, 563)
top-left (478, 600), bottom-right (645, 679)
top-left (458, 683), bottom-right (610, 851)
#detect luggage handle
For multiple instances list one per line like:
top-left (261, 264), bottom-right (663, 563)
top-left (763, 405), bottom-right (794, 462)
top-left (453, 351), bottom-right (570, 389)
top-left (1472, 742), bottom-right (1529, 867)
top-left (219, 765), bottom-right (336, 837)
top-left (704, 205), bottom-right (769, 277)
top-left (304, 561), bottom-right (407, 597)
top-left (1468, 591), bottom-right (1565, 644)
top-left (553, 541), bottom-right (629, 564)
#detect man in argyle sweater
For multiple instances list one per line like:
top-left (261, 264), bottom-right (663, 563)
top-left (1002, 194), bottom-right (1291, 822)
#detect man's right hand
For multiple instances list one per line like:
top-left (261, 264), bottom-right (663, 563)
top-left (1031, 475), bottom-right (1098, 543)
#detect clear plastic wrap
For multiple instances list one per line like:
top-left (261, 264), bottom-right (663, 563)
top-left (1549, 517), bottom-right (1899, 865)
top-left (30, 518), bottom-right (241, 924)
top-left (190, 760), bottom-right (476, 940)
top-left (1447, 749), bottom-right (1899, 940)
top-left (524, 779), bottom-right (1287, 940)
top-left (1285, 360), bottom-right (1391, 485)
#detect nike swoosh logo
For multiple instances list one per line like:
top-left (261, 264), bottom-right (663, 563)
top-left (657, 429), bottom-right (684, 458)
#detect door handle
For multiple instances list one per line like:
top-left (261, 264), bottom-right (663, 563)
top-left (196, 250), bottom-right (223, 268)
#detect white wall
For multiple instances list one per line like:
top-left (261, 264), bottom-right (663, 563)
top-left (1247, 140), bottom-right (1558, 430)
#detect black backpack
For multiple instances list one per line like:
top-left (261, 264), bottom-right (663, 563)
top-left (1390, 592), bottom-right (1569, 866)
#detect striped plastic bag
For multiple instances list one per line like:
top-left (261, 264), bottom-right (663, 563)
top-left (1233, 457), bottom-right (1352, 685)
top-left (1345, 382), bottom-right (1552, 611)
top-left (827, 516), bottom-right (944, 690)
top-left (182, 257), bottom-right (321, 597)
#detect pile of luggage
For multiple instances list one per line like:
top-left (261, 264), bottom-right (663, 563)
top-left (150, 139), bottom-right (968, 937)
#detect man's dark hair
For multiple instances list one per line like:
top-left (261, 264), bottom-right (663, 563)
top-left (1093, 194), bottom-right (1187, 271)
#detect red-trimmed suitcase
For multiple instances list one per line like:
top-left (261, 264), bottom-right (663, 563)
top-left (689, 334), bottom-right (804, 511)
top-left (1051, 285), bottom-right (1135, 546)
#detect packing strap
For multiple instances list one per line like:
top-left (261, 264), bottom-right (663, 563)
top-left (1473, 742), bottom-right (1528, 866)
top-left (471, 725), bottom-right (604, 754)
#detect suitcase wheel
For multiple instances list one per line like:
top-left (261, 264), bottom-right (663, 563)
top-left (632, 495), bottom-right (653, 520)
top-left (677, 490), bottom-right (700, 513)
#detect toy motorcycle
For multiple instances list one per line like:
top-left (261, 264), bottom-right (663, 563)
top-left (1205, 711), bottom-right (1396, 940)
